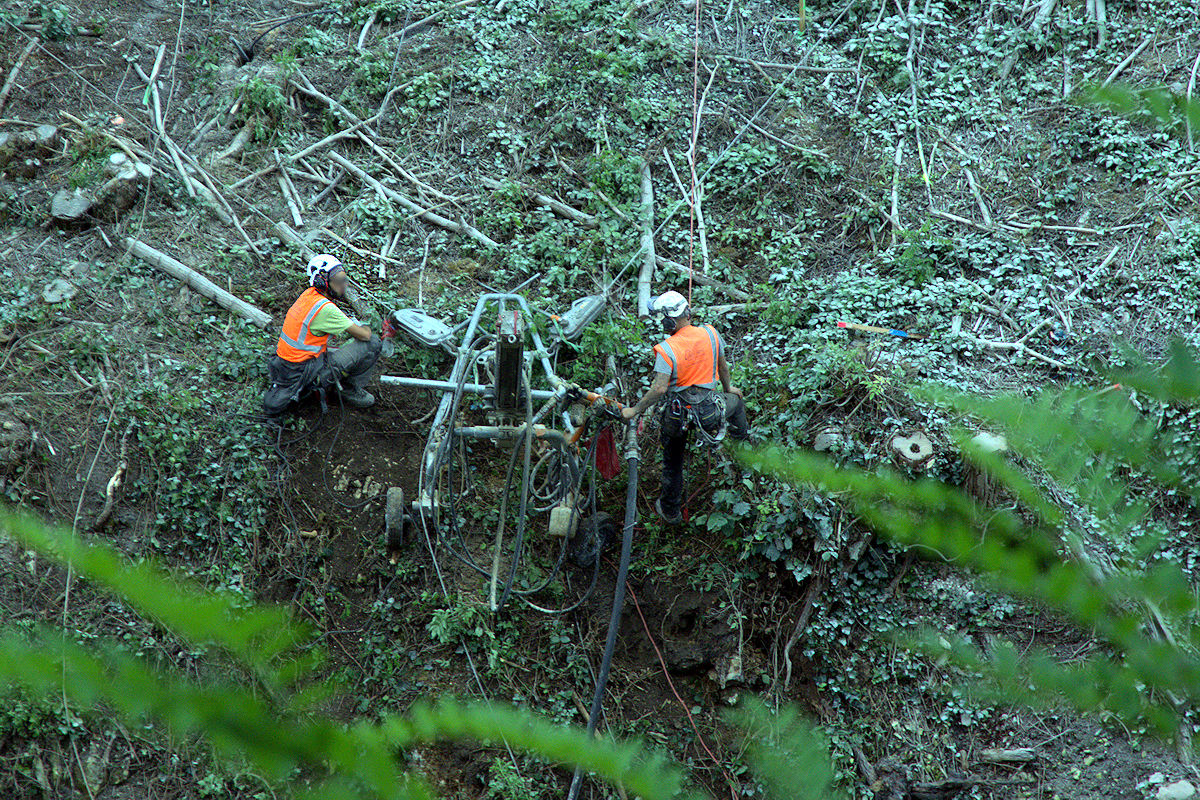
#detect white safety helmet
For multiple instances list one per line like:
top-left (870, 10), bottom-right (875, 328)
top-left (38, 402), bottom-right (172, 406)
top-left (306, 253), bottom-right (344, 288)
top-left (651, 290), bottom-right (690, 319)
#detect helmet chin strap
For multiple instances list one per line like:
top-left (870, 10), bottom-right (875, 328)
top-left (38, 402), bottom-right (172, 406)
top-left (661, 314), bottom-right (688, 335)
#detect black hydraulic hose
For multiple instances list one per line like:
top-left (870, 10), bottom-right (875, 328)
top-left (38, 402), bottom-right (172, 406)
top-left (450, 432), bottom-right (601, 600)
top-left (496, 371), bottom-right (535, 612)
top-left (566, 423), bottom-right (639, 800)
top-left (440, 346), bottom-right (490, 539)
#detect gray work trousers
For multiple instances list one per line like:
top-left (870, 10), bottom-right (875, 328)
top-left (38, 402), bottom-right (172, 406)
top-left (329, 334), bottom-right (382, 390)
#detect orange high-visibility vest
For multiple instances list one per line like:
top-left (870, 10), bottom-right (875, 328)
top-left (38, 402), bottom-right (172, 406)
top-left (276, 287), bottom-right (332, 363)
top-left (653, 324), bottom-right (721, 391)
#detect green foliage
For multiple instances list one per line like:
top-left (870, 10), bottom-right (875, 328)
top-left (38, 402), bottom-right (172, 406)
top-left (27, 1), bottom-right (74, 40)
top-left (236, 76), bottom-right (294, 142)
top-left (293, 25), bottom-right (343, 58)
top-left (0, 508), bottom-right (709, 800)
top-left (626, 89), bottom-right (681, 129)
top-left (0, 483), bottom-right (855, 800)
top-left (563, 312), bottom-right (645, 389)
top-left (705, 143), bottom-right (781, 198)
top-left (739, 341), bottom-right (1200, 743)
top-left (728, 698), bottom-right (844, 800)
top-left (483, 757), bottom-right (548, 800)
top-left (1083, 84), bottom-right (1200, 144)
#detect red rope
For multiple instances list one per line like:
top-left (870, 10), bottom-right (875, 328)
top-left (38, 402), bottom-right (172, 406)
top-left (626, 578), bottom-right (739, 800)
top-left (686, 0), bottom-right (701, 307)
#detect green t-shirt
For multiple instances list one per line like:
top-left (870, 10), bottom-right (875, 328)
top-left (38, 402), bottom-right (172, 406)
top-left (309, 301), bottom-right (352, 337)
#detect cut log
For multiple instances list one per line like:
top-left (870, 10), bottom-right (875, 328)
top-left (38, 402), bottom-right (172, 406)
top-left (121, 238), bottom-right (271, 328)
top-left (637, 160), bottom-right (655, 317)
top-left (976, 748), bottom-right (1036, 765)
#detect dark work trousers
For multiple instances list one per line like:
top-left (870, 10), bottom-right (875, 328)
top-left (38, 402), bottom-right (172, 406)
top-left (262, 335), bottom-right (381, 416)
top-left (659, 391), bottom-right (749, 518)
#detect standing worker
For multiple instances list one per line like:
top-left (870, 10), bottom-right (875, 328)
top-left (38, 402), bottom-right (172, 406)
top-left (621, 290), bottom-right (749, 524)
top-left (263, 254), bottom-right (382, 416)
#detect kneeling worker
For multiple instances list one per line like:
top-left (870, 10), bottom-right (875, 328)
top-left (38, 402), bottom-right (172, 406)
top-left (621, 290), bottom-right (749, 524)
top-left (263, 254), bottom-right (382, 416)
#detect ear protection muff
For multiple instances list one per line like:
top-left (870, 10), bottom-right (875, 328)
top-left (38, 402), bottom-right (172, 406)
top-left (662, 315), bottom-right (678, 335)
top-left (307, 253), bottom-right (343, 292)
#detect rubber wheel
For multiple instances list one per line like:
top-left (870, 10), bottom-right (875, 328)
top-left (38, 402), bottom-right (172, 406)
top-left (385, 487), bottom-right (406, 552)
top-left (569, 512), bottom-right (618, 569)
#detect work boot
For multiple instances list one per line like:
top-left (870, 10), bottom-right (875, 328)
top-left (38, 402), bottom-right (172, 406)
top-left (340, 385), bottom-right (376, 409)
top-left (655, 497), bottom-right (683, 525)
top-left (728, 428), bottom-right (755, 444)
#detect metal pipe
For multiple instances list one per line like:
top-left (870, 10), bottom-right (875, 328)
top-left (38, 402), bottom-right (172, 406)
top-left (453, 425), bottom-right (567, 444)
top-left (380, 375), bottom-right (556, 401)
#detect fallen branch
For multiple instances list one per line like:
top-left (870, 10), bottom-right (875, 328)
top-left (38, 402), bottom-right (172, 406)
top-left (998, 0), bottom-right (1056, 80)
top-left (355, 9), bottom-right (376, 51)
top-left (286, 164), bottom-right (333, 187)
top-left (417, 233), bottom-right (431, 306)
top-left (356, 133), bottom-right (460, 203)
top-left (637, 160), bottom-right (656, 317)
top-left (727, 108), bottom-right (828, 158)
top-left (963, 167), bottom-right (992, 226)
top-left (1102, 36), bottom-right (1152, 87)
top-left (932, 209), bottom-right (997, 232)
top-left (276, 151), bottom-right (305, 227)
top-left (290, 71), bottom-right (377, 139)
top-left (272, 220), bottom-right (313, 258)
top-left (1066, 243), bottom-right (1119, 301)
top-left (329, 150), bottom-right (498, 248)
top-left (386, 0), bottom-right (480, 41)
top-left (379, 228), bottom-right (403, 280)
top-left (312, 169), bottom-right (345, 205)
top-left (479, 176), bottom-right (595, 227)
top-left (957, 329), bottom-right (1068, 370)
top-left (976, 748), bottom-right (1037, 765)
top-left (780, 573), bottom-right (826, 693)
top-left (278, 172), bottom-right (304, 227)
top-left (284, 84), bottom-right (408, 165)
top-left (662, 147), bottom-right (691, 206)
top-left (121, 237), bottom-right (272, 328)
top-left (724, 55), bottom-right (853, 74)
top-left (211, 119), bottom-right (254, 163)
top-left (890, 130), bottom-right (905, 245)
top-left (91, 421), bottom-right (135, 531)
top-left (319, 227), bottom-right (408, 271)
top-left (554, 153), bottom-right (631, 222)
top-left (1187, 49), bottom-right (1200, 152)
top-left (132, 62), bottom-right (261, 255)
top-left (655, 256), bottom-right (750, 301)
top-left (0, 38), bottom-right (38, 117)
top-left (1004, 218), bottom-right (1103, 235)
top-left (705, 303), bottom-right (748, 315)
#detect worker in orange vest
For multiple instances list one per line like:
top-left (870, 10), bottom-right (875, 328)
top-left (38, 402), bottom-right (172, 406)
top-left (622, 291), bottom-right (749, 524)
top-left (263, 254), bottom-right (382, 416)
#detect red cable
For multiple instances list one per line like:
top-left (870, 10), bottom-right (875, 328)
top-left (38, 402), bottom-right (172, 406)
top-left (624, 578), bottom-right (739, 800)
top-left (686, 0), bottom-right (701, 307)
